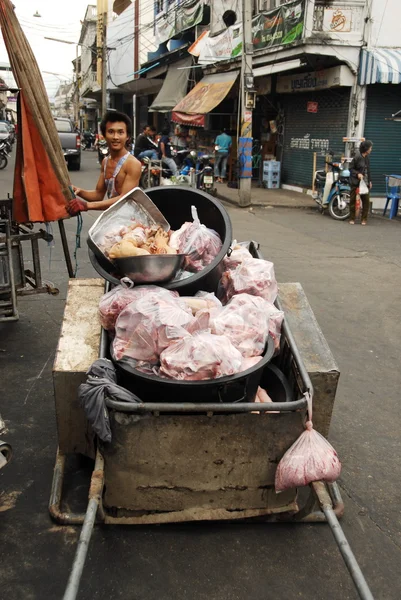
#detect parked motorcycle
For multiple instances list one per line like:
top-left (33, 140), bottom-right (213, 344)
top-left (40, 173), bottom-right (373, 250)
top-left (313, 158), bottom-right (351, 221)
top-left (0, 141), bottom-right (10, 169)
top-left (97, 138), bottom-right (109, 164)
top-left (0, 413), bottom-right (12, 471)
top-left (197, 153), bottom-right (216, 196)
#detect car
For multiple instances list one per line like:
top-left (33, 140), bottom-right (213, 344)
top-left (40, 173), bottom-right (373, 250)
top-left (54, 117), bottom-right (81, 171)
top-left (0, 122), bottom-right (11, 142)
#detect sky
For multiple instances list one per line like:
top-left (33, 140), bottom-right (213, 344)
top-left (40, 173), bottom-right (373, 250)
top-left (0, 0), bottom-right (90, 98)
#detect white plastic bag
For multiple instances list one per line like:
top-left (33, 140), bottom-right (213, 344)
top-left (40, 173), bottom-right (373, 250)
top-left (169, 206), bottom-right (223, 272)
top-left (219, 257), bottom-right (278, 304)
top-left (275, 393), bottom-right (341, 492)
top-left (359, 179), bottom-right (369, 195)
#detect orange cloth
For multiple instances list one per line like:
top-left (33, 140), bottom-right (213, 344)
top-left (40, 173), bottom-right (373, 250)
top-left (13, 93), bottom-right (69, 223)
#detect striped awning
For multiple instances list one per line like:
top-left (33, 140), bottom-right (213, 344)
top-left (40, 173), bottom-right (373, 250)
top-left (359, 48), bottom-right (401, 85)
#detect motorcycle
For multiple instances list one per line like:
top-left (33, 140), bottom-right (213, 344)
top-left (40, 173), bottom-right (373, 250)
top-left (97, 138), bottom-right (109, 164)
top-left (313, 158), bottom-right (351, 221)
top-left (197, 153), bottom-right (216, 196)
top-left (0, 141), bottom-right (10, 170)
top-left (0, 413), bottom-right (12, 471)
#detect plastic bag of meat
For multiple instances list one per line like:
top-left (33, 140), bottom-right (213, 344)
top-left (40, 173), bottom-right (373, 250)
top-left (209, 294), bottom-right (269, 357)
top-left (223, 242), bottom-right (253, 271)
top-left (219, 257), bottom-right (278, 304)
top-left (113, 291), bottom-right (195, 364)
top-left (99, 281), bottom-right (178, 332)
top-left (159, 331), bottom-right (243, 380)
top-left (275, 394), bottom-right (341, 492)
top-left (169, 206), bottom-right (222, 272)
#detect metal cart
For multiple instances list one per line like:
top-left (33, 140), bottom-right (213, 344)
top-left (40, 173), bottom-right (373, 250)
top-left (49, 272), bottom-right (374, 600)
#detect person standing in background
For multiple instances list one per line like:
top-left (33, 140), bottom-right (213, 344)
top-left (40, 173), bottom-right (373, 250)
top-left (349, 140), bottom-right (373, 226)
top-left (214, 129), bottom-right (232, 183)
top-left (159, 126), bottom-right (178, 176)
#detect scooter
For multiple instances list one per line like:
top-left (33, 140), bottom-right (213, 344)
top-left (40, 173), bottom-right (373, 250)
top-left (97, 138), bottom-right (109, 164)
top-left (197, 153), bottom-right (216, 196)
top-left (313, 159), bottom-right (351, 221)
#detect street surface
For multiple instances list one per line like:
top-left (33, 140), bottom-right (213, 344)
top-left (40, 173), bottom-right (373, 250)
top-left (1, 150), bottom-right (401, 599)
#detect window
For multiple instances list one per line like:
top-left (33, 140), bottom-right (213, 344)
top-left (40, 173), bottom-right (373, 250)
top-left (54, 119), bottom-right (73, 133)
top-left (0, 123), bottom-right (8, 133)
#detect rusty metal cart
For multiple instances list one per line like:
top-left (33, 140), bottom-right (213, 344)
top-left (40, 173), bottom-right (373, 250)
top-left (50, 267), bottom-right (374, 600)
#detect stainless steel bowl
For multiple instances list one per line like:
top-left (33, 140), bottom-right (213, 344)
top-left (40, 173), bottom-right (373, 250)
top-left (113, 254), bottom-right (186, 284)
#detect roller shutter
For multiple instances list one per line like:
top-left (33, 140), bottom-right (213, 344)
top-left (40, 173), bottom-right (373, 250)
top-left (364, 84), bottom-right (401, 195)
top-left (281, 89), bottom-right (350, 187)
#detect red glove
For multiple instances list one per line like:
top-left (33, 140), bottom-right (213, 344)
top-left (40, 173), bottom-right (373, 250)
top-left (68, 198), bottom-right (88, 216)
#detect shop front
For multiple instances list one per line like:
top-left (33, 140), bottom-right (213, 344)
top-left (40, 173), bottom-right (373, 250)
top-left (277, 65), bottom-right (355, 188)
top-left (359, 49), bottom-right (401, 196)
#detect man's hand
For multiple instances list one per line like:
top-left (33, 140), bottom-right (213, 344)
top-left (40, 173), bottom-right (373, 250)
top-left (68, 198), bottom-right (88, 216)
top-left (358, 173), bottom-right (363, 180)
top-left (72, 185), bottom-right (82, 196)
top-left (370, 182), bottom-right (373, 189)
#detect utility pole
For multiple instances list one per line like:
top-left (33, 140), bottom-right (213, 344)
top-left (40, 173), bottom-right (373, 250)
top-left (133, 0), bottom-right (139, 141)
top-left (97, 0), bottom-right (108, 116)
top-left (73, 43), bottom-right (79, 126)
top-left (239, 0), bottom-right (254, 207)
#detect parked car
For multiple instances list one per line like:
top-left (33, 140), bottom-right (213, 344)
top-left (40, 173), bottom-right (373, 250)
top-left (54, 117), bottom-right (81, 171)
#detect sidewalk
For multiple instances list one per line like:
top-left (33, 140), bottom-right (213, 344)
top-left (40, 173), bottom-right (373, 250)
top-left (216, 182), bottom-right (315, 208)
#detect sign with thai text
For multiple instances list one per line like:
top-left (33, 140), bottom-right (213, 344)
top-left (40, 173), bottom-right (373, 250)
top-left (277, 65), bottom-right (354, 94)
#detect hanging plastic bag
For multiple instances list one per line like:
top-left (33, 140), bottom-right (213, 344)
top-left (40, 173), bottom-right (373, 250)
top-left (169, 206), bottom-right (223, 272)
top-left (359, 179), bottom-right (369, 195)
top-left (223, 241), bottom-right (253, 271)
top-left (275, 393), bottom-right (341, 492)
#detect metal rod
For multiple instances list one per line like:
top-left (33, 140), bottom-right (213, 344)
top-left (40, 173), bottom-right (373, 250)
top-left (31, 237), bottom-right (42, 288)
top-left (62, 451), bottom-right (104, 600)
top-left (48, 450), bottom-right (86, 525)
top-left (312, 482), bottom-right (375, 600)
top-left (58, 220), bottom-right (74, 278)
top-left (62, 498), bottom-right (98, 600)
top-left (105, 397), bottom-right (308, 414)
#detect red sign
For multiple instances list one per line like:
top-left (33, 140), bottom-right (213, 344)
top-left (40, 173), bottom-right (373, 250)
top-left (307, 101), bottom-right (318, 113)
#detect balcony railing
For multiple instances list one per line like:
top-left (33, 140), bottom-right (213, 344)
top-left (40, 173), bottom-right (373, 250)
top-left (80, 71), bottom-right (99, 94)
top-left (312, 1), bottom-right (365, 42)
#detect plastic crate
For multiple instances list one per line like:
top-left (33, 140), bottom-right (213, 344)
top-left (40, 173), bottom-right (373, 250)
top-left (266, 181), bottom-right (280, 189)
top-left (263, 171), bottom-right (280, 182)
top-left (263, 160), bottom-right (281, 172)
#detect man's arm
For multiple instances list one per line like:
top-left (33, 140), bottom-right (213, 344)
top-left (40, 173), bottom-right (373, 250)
top-left (89, 157), bottom-right (142, 211)
top-left (73, 165), bottom-right (106, 202)
top-left (160, 141), bottom-right (166, 157)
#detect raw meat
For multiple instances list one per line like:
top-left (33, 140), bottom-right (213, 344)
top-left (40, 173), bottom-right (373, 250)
top-left (108, 225), bottom-right (176, 258)
top-left (209, 294), bottom-right (270, 358)
top-left (219, 257), bottom-right (278, 304)
top-left (253, 386), bottom-right (279, 414)
top-left (181, 292), bottom-right (222, 315)
top-left (99, 283), bottom-right (177, 332)
top-left (241, 356), bottom-right (262, 371)
top-left (113, 291), bottom-right (195, 364)
top-left (275, 394), bottom-right (342, 492)
top-left (223, 243), bottom-right (253, 270)
top-left (169, 206), bottom-right (222, 272)
top-left (159, 332), bottom-right (243, 381)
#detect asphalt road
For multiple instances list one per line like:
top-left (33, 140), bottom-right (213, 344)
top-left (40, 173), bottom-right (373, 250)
top-left (1, 150), bottom-right (401, 599)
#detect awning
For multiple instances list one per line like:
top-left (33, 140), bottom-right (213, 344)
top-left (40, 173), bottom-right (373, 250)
top-left (171, 111), bottom-right (205, 127)
top-left (253, 59), bottom-right (302, 78)
top-left (359, 48), bottom-right (401, 85)
top-left (173, 71), bottom-right (239, 115)
top-left (149, 57), bottom-right (192, 113)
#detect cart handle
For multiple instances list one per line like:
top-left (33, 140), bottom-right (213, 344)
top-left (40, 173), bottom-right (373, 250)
top-left (104, 396), bottom-right (308, 414)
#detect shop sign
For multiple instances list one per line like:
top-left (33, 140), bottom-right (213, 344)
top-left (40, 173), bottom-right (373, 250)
top-left (323, 9), bottom-right (352, 33)
top-left (277, 65), bottom-right (354, 94)
top-left (307, 101), bottom-right (318, 113)
top-left (290, 134), bottom-right (330, 152)
top-left (156, 1), bottom-right (204, 45)
top-left (195, 0), bottom-right (304, 65)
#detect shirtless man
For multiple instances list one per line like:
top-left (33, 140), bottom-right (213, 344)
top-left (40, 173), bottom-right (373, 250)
top-left (67, 111), bottom-right (141, 216)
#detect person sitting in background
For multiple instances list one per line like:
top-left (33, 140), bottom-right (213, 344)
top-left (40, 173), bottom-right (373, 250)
top-left (159, 126), bottom-right (178, 176)
top-left (134, 124), bottom-right (158, 160)
top-left (214, 129), bottom-right (232, 183)
top-left (349, 140), bottom-right (373, 226)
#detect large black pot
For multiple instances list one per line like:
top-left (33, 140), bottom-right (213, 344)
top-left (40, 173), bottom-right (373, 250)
top-left (89, 186), bottom-right (232, 296)
top-left (113, 337), bottom-right (275, 404)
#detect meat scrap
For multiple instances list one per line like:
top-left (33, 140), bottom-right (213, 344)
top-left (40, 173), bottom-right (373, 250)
top-left (159, 332), bottom-right (243, 381)
top-left (113, 290), bottom-right (195, 364)
top-left (109, 225), bottom-right (177, 259)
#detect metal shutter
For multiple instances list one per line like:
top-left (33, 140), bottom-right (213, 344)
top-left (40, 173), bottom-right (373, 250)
top-left (281, 89), bottom-right (350, 187)
top-left (364, 85), bottom-right (401, 195)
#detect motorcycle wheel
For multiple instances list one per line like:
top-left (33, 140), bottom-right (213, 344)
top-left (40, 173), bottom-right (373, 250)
top-left (0, 154), bottom-right (8, 170)
top-left (329, 192), bottom-right (350, 221)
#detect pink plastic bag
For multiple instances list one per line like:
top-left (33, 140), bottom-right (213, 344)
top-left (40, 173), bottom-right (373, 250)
top-left (113, 290), bottom-right (194, 364)
top-left (219, 257), bottom-right (278, 304)
top-left (159, 331), bottom-right (243, 380)
top-left (275, 394), bottom-right (341, 492)
top-left (169, 206), bottom-right (222, 272)
top-left (223, 242), bottom-right (253, 271)
top-left (99, 281), bottom-right (177, 332)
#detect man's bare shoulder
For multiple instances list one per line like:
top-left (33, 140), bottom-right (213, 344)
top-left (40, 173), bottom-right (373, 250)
top-left (124, 154), bottom-right (141, 172)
